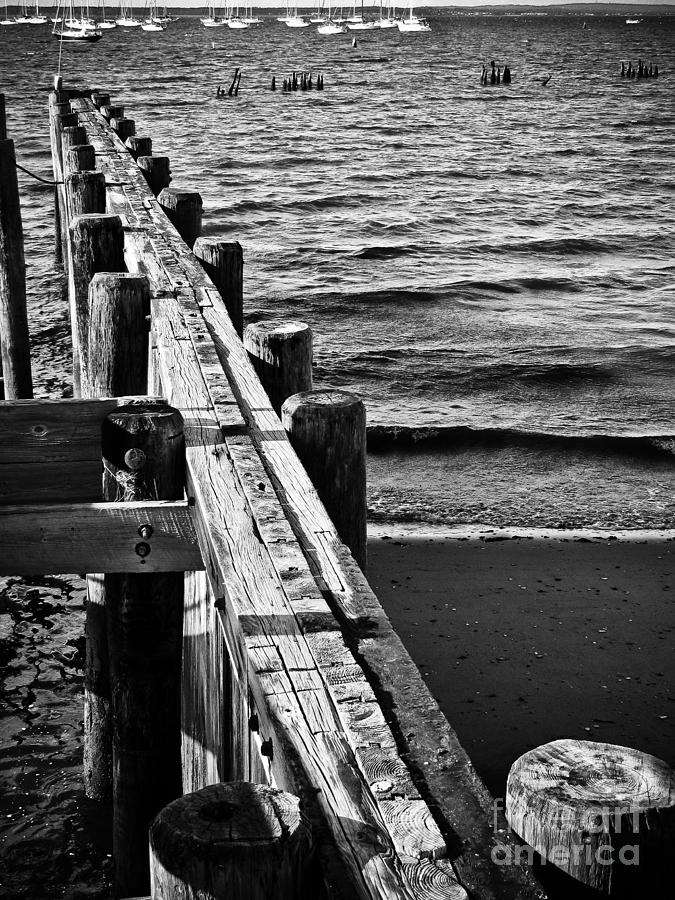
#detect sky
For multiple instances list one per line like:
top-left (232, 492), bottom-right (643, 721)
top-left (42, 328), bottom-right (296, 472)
top-left (167, 1), bottom-right (674, 7)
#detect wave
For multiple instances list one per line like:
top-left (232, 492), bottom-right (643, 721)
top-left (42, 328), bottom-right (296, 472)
top-left (367, 425), bottom-right (675, 458)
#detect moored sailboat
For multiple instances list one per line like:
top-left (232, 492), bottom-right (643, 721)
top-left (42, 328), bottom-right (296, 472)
top-left (16, 0), bottom-right (49, 23)
top-left (115, 0), bottom-right (141, 25)
top-left (396, 1), bottom-right (429, 32)
top-left (1, 0), bottom-right (16, 23)
top-left (141, 0), bottom-right (164, 30)
top-left (201, 1), bottom-right (225, 26)
top-left (317, 0), bottom-right (345, 34)
top-left (53, 0), bottom-right (102, 39)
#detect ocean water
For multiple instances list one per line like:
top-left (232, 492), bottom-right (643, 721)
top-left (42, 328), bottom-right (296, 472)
top-left (0, 8), bottom-right (674, 897)
top-left (1, 6), bottom-right (674, 528)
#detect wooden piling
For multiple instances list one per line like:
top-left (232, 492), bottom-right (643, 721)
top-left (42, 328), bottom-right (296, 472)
top-left (102, 401), bottom-right (185, 898)
top-left (65, 171), bottom-right (107, 219)
top-left (109, 116), bottom-right (136, 144)
top-left (125, 135), bottom-right (152, 160)
top-left (158, 187), bottom-right (203, 249)
top-left (61, 124), bottom-right (87, 166)
top-left (281, 390), bottom-right (367, 570)
top-left (506, 739), bottom-right (675, 895)
top-left (86, 273), bottom-right (150, 398)
top-left (65, 144), bottom-right (96, 174)
top-left (193, 238), bottom-right (243, 336)
top-left (244, 321), bottom-right (312, 415)
top-left (91, 91), bottom-right (111, 109)
top-left (69, 214), bottom-right (125, 396)
top-left (137, 155), bottom-right (171, 197)
top-left (0, 136), bottom-right (33, 399)
top-left (149, 782), bottom-right (317, 900)
top-left (0, 93), bottom-right (6, 141)
top-left (101, 104), bottom-right (124, 121)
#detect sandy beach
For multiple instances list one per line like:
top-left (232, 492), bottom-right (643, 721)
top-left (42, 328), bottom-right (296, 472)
top-left (367, 528), bottom-right (675, 800)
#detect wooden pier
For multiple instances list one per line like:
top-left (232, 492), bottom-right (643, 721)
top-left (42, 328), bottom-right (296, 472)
top-left (0, 87), bottom-right (546, 899)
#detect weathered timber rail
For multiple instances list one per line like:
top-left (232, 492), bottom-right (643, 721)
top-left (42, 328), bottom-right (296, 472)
top-left (2, 87), bottom-right (546, 899)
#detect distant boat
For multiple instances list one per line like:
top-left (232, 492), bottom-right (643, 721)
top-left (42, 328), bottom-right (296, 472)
top-left (115, 0), bottom-right (141, 25)
top-left (227, 2), bottom-right (248, 28)
top-left (1, 0), bottom-right (16, 23)
top-left (240, 4), bottom-right (260, 24)
top-left (201, 1), bottom-right (225, 26)
top-left (53, 0), bottom-right (102, 38)
top-left (141, 0), bottom-right (164, 30)
top-left (396, 2), bottom-right (429, 32)
top-left (16, 0), bottom-right (49, 23)
top-left (375, 0), bottom-right (397, 28)
top-left (626, 18), bottom-right (641, 25)
top-left (96, 0), bottom-right (117, 28)
top-left (317, 0), bottom-right (345, 33)
top-left (285, 7), bottom-right (310, 27)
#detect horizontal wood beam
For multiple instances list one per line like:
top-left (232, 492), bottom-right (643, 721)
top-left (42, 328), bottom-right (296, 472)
top-left (0, 500), bottom-right (203, 575)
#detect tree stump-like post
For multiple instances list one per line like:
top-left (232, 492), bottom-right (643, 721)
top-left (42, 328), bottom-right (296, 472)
top-left (125, 135), bottom-right (152, 160)
top-left (193, 238), bottom-right (244, 336)
top-left (149, 782), bottom-right (318, 900)
top-left (65, 144), bottom-right (96, 174)
top-left (61, 124), bottom-right (87, 168)
top-left (101, 104), bottom-right (124, 121)
top-left (281, 390), bottom-right (367, 571)
top-left (65, 171), bottom-right (107, 219)
top-left (0, 136), bottom-right (32, 399)
top-left (69, 214), bottom-right (125, 397)
top-left (102, 402), bottom-right (186, 899)
top-left (110, 116), bottom-right (136, 144)
top-left (137, 155), bottom-right (171, 197)
top-left (158, 187), bottom-right (202, 248)
top-left (506, 738), bottom-right (675, 896)
top-left (86, 273), bottom-right (150, 397)
top-left (244, 321), bottom-right (312, 415)
top-left (91, 91), bottom-right (111, 109)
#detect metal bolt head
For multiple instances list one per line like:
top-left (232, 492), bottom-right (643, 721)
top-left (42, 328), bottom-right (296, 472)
top-left (124, 448), bottom-right (146, 471)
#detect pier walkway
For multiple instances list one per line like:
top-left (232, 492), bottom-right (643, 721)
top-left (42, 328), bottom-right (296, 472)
top-left (2, 87), bottom-right (544, 900)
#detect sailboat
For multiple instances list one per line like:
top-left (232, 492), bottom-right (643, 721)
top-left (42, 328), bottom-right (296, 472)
top-left (317, 0), bottom-right (345, 34)
top-left (141, 0), bottom-right (164, 30)
top-left (396, 1), bottom-right (429, 32)
top-left (240, 4), bottom-right (260, 24)
top-left (309, 0), bottom-right (325, 24)
top-left (53, 0), bottom-right (102, 39)
top-left (227, 2), bottom-right (248, 28)
top-left (345, 0), bottom-right (375, 29)
top-left (285, 5), bottom-right (309, 27)
top-left (276, 0), bottom-right (292, 23)
top-left (201, 1), bottom-right (225, 26)
top-left (375, 0), bottom-right (397, 28)
top-left (16, 0), bottom-right (49, 23)
top-left (1, 0), bottom-right (16, 23)
top-left (95, 0), bottom-right (116, 26)
top-left (115, 0), bottom-right (141, 25)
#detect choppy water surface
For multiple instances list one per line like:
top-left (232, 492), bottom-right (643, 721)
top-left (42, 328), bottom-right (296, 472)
top-left (0, 8), bottom-right (674, 897)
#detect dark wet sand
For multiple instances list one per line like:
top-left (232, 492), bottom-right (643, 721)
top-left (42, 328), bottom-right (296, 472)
top-left (367, 530), bottom-right (675, 800)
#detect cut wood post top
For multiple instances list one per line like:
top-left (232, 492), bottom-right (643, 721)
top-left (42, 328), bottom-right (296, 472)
top-left (91, 91), bottom-right (111, 109)
top-left (65, 144), bottom-right (96, 174)
top-left (125, 135), bottom-right (152, 160)
top-left (244, 320), bottom-right (311, 341)
top-left (282, 389), bottom-right (364, 414)
top-left (136, 155), bottom-right (171, 197)
top-left (150, 782), bottom-right (318, 900)
top-left (101, 104), bottom-right (124, 120)
top-left (157, 187), bottom-right (203, 249)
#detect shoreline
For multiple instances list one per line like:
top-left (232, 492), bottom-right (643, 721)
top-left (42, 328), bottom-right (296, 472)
top-left (366, 527), bottom-right (675, 801)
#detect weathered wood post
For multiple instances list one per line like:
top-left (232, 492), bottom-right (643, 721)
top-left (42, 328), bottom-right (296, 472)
top-left (157, 187), bottom-right (202, 248)
top-left (65, 171), bottom-right (107, 219)
top-left (125, 135), bottom-right (152, 160)
top-left (86, 273), bottom-right (150, 398)
top-left (102, 401), bottom-right (186, 898)
top-left (506, 738), bottom-right (675, 896)
top-left (281, 390), bottom-right (367, 570)
top-left (0, 93), bottom-right (5, 141)
top-left (91, 91), bottom-right (111, 109)
top-left (110, 116), bottom-right (136, 144)
top-left (193, 238), bottom-right (244, 336)
top-left (101, 104), bottom-right (124, 121)
top-left (82, 274), bottom-right (151, 805)
top-left (48, 93), bottom-right (76, 262)
top-left (243, 321), bottom-right (312, 414)
top-left (137, 155), bottom-right (171, 197)
top-left (149, 782), bottom-right (318, 900)
top-left (0, 131), bottom-right (33, 399)
top-left (69, 214), bottom-right (125, 396)
top-left (65, 144), bottom-right (96, 174)
top-left (61, 124), bottom-right (87, 167)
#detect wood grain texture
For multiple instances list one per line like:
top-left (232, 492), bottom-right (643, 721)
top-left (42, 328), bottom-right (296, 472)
top-left (506, 739), bottom-right (675, 895)
top-left (149, 782), bottom-right (319, 900)
top-left (0, 500), bottom-right (202, 575)
top-left (244, 320), bottom-right (313, 415)
top-left (57, 99), bottom-right (545, 900)
top-left (0, 137), bottom-right (32, 399)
